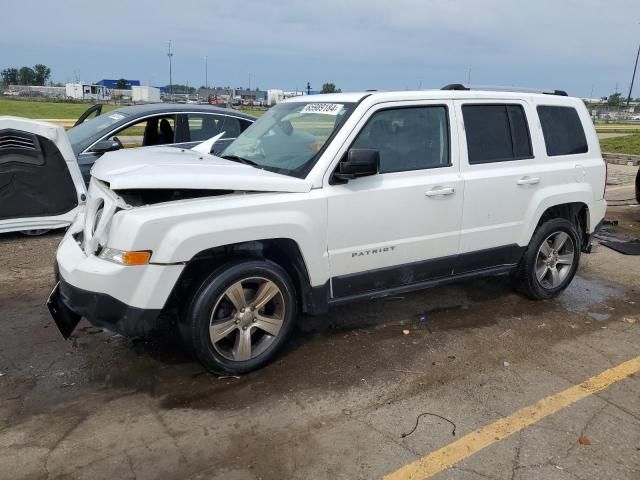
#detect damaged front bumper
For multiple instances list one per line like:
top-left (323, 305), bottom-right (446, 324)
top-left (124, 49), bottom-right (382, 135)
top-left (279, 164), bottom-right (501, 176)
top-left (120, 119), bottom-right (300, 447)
top-left (49, 216), bottom-right (184, 338)
top-left (47, 277), bottom-right (162, 338)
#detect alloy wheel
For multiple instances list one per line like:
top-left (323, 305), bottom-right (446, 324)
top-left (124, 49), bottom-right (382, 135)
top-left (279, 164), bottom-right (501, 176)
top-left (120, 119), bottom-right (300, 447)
top-left (535, 231), bottom-right (575, 289)
top-left (209, 277), bottom-right (285, 361)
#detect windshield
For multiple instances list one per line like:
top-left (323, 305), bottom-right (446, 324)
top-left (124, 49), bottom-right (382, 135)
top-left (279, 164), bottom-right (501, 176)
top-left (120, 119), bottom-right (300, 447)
top-left (222, 101), bottom-right (355, 177)
top-left (67, 110), bottom-right (129, 153)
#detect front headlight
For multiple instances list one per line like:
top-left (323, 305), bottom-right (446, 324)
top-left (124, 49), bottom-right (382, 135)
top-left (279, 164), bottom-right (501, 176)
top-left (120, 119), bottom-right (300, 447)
top-left (98, 248), bottom-right (152, 266)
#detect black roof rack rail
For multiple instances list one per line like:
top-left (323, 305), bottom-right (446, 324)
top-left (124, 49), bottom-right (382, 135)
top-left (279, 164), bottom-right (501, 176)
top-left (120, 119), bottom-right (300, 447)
top-left (440, 84), bottom-right (568, 96)
top-left (546, 90), bottom-right (568, 96)
top-left (441, 83), bottom-right (469, 91)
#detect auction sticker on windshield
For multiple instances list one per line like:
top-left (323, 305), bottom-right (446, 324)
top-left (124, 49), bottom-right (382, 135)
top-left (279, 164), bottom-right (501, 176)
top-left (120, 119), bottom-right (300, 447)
top-left (301, 103), bottom-right (344, 115)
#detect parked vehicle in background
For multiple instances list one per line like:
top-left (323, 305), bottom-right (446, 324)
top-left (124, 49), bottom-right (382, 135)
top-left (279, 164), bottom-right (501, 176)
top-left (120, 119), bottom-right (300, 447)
top-left (67, 104), bottom-right (255, 183)
top-left (131, 86), bottom-right (161, 103)
top-left (49, 86), bottom-right (606, 375)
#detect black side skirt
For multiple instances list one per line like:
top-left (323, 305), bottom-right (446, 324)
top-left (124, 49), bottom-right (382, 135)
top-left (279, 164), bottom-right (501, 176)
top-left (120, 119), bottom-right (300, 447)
top-left (330, 244), bottom-right (525, 302)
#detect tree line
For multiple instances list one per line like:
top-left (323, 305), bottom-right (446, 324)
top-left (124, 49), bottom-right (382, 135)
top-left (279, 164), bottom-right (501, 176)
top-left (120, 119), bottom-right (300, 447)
top-left (1, 64), bottom-right (52, 87)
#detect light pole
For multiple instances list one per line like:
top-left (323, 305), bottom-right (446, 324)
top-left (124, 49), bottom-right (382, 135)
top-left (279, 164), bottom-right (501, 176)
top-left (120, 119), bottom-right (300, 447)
top-left (167, 40), bottom-right (173, 99)
top-left (205, 56), bottom-right (208, 89)
top-left (626, 41), bottom-right (640, 106)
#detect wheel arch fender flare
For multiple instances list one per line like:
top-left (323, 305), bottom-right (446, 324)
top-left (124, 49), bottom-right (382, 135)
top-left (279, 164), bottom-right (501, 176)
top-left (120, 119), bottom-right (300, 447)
top-left (518, 186), bottom-right (593, 247)
top-left (521, 200), bottom-right (590, 249)
top-left (163, 238), bottom-right (329, 319)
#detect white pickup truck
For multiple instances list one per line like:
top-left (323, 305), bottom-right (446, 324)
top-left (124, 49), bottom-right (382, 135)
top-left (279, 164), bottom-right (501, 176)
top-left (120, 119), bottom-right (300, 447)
top-left (46, 86), bottom-right (607, 374)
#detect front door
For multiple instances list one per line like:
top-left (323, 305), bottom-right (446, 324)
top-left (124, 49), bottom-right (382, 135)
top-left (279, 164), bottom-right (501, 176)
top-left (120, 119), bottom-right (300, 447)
top-left (325, 101), bottom-right (464, 299)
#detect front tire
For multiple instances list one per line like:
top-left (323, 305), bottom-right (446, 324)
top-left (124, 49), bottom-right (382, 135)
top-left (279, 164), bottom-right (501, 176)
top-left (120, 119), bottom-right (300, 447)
top-left (184, 260), bottom-right (297, 375)
top-left (515, 218), bottom-right (580, 300)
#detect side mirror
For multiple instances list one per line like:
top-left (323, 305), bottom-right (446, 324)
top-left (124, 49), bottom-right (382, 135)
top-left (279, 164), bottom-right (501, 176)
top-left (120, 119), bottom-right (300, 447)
top-left (91, 139), bottom-right (121, 154)
top-left (332, 148), bottom-right (379, 183)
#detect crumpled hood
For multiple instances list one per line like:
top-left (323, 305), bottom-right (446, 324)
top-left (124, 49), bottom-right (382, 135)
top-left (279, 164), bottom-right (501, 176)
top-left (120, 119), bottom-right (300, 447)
top-left (90, 146), bottom-right (312, 193)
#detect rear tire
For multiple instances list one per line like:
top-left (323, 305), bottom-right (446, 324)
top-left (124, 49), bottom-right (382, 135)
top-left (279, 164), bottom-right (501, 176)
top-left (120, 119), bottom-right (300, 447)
top-left (184, 260), bottom-right (296, 375)
top-left (515, 218), bottom-right (580, 300)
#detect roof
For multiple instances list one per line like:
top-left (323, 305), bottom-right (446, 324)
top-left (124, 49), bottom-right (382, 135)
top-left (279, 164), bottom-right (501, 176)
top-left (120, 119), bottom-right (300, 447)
top-left (282, 89), bottom-right (578, 105)
top-left (111, 103), bottom-right (256, 120)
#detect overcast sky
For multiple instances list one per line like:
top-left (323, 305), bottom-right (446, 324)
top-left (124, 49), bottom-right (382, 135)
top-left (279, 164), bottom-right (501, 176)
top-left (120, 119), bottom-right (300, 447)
top-left (2, 0), bottom-right (639, 97)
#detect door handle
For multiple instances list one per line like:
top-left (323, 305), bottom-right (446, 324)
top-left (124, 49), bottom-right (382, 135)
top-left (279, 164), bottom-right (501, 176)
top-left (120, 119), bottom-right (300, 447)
top-left (517, 176), bottom-right (540, 186)
top-left (425, 186), bottom-right (455, 197)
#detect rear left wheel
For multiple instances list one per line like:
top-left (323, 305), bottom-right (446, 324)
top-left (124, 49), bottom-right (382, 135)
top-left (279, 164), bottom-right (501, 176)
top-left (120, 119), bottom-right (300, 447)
top-left (515, 218), bottom-right (580, 300)
top-left (184, 260), bottom-right (296, 375)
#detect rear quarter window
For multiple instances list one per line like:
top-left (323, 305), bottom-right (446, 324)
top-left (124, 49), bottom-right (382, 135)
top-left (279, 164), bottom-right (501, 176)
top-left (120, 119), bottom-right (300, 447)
top-left (537, 106), bottom-right (588, 156)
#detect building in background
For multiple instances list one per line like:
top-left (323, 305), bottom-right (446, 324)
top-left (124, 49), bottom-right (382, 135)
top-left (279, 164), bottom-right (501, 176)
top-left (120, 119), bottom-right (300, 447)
top-left (65, 83), bottom-right (111, 101)
top-left (96, 79), bottom-right (141, 90)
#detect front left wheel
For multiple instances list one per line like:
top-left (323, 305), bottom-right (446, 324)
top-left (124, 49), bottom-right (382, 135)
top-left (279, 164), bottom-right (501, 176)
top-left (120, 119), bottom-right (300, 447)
top-left (184, 260), bottom-right (297, 375)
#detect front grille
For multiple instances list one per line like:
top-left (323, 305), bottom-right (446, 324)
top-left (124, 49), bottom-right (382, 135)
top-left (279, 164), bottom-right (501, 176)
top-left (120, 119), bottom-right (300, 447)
top-left (0, 130), bottom-right (38, 152)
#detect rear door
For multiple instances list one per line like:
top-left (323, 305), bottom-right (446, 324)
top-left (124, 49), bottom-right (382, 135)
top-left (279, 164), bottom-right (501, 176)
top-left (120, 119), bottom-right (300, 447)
top-left (0, 117), bottom-right (86, 233)
top-left (455, 100), bottom-right (542, 272)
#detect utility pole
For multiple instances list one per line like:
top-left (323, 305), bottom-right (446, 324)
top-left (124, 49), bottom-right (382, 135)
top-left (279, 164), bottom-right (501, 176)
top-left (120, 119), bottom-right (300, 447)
top-left (167, 40), bottom-right (173, 99)
top-left (205, 56), bottom-right (208, 89)
top-left (467, 67), bottom-right (471, 85)
top-left (627, 41), bottom-right (640, 106)
top-left (306, 82), bottom-right (311, 95)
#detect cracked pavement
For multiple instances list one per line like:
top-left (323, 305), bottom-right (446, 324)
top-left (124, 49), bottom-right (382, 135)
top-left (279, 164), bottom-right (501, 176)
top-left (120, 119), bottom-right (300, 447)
top-left (0, 165), bottom-right (639, 480)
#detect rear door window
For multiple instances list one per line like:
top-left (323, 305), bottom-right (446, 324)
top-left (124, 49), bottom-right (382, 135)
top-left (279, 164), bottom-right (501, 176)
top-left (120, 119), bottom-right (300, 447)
top-left (185, 113), bottom-right (226, 142)
top-left (537, 106), bottom-right (588, 156)
top-left (462, 104), bottom-right (532, 164)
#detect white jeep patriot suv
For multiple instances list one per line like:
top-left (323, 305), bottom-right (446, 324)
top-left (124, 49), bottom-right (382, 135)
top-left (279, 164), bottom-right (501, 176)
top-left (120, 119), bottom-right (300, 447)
top-left (48, 85), bottom-right (607, 374)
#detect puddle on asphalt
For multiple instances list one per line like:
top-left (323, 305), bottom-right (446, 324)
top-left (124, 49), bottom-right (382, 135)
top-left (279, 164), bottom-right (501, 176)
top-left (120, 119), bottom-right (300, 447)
top-left (558, 275), bottom-right (626, 321)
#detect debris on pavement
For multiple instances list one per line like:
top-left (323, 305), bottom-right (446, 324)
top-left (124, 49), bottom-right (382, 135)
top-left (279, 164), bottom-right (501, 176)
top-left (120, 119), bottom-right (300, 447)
top-left (418, 312), bottom-right (433, 333)
top-left (623, 317), bottom-right (637, 324)
top-left (402, 329), bottom-right (410, 335)
top-left (498, 329), bottom-right (512, 338)
top-left (502, 361), bottom-right (510, 367)
top-left (578, 436), bottom-right (591, 446)
top-left (400, 412), bottom-right (457, 438)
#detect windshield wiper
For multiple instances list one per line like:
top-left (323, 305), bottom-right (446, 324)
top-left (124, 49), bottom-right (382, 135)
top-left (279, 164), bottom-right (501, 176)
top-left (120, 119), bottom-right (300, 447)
top-left (220, 154), bottom-right (260, 167)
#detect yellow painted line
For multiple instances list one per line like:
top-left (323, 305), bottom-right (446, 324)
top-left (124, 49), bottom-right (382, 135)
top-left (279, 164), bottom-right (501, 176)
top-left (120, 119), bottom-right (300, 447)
top-left (384, 355), bottom-right (640, 480)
